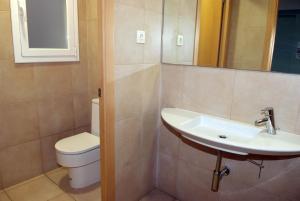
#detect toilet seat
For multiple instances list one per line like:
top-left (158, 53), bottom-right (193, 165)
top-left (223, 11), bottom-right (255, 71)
top-left (55, 132), bottom-right (99, 155)
top-left (55, 132), bottom-right (100, 168)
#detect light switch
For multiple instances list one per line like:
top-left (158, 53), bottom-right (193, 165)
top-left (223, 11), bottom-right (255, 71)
top-left (177, 35), bottom-right (184, 46)
top-left (136, 30), bottom-right (146, 44)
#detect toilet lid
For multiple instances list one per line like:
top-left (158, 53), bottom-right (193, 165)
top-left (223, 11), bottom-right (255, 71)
top-left (55, 132), bottom-right (100, 154)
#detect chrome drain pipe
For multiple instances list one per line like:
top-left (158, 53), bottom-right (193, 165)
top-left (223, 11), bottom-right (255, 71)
top-left (211, 151), bottom-right (230, 192)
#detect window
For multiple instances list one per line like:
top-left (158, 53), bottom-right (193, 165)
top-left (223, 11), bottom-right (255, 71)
top-left (10, 0), bottom-right (79, 63)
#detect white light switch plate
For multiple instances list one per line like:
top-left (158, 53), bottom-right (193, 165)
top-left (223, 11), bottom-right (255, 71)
top-left (177, 34), bottom-right (184, 46)
top-left (136, 30), bottom-right (146, 44)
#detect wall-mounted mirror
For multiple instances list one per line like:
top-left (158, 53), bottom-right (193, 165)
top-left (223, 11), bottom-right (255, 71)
top-left (162, 0), bottom-right (300, 74)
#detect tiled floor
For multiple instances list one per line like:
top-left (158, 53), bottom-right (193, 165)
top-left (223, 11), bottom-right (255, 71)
top-left (0, 168), bottom-right (101, 201)
top-left (140, 190), bottom-right (178, 201)
top-left (0, 167), bottom-right (175, 201)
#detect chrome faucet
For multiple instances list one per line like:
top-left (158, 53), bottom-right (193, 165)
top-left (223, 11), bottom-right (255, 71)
top-left (255, 107), bottom-right (276, 135)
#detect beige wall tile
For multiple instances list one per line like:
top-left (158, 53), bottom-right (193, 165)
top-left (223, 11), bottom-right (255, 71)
top-left (86, 20), bottom-right (100, 98)
top-left (115, 69), bottom-right (144, 121)
top-left (74, 125), bottom-right (91, 134)
top-left (87, 20), bottom-right (99, 60)
top-left (161, 65), bottom-right (184, 108)
top-left (40, 136), bottom-right (59, 172)
top-left (73, 93), bottom-right (91, 128)
top-left (231, 71), bottom-right (300, 132)
top-left (157, 153), bottom-right (178, 197)
top-left (40, 131), bottom-right (73, 172)
top-left (0, 101), bottom-right (39, 150)
top-left (176, 160), bottom-right (220, 201)
top-left (256, 158), bottom-right (300, 201)
top-left (220, 158), bottom-right (266, 193)
top-left (178, 141), bottom-right (216, 171)
top-left (115, 117), bottom-right (142, 177)
top-left (0, 140), bottom-right (42, 187)
top-left (145, 0), bottom-right (163, 13)
top-left (0, 11), bottom-right (13, 60)
top-left (71, 64), bottom-right (89, 95)
top-left (159, 125), bottom-right (180, 158)
top-left (114, 4), bottom-right (145, 64)
top-left (139, 157), bottom-right (156, 196)
top-left (116, 160), bottom-right (145, 201)
top-left (38, 96), bottom-right (74, 137)
top-left (78, 21), bottom-right (88, 64)
top-left (144, 12), bottom-right (162, 64)
top-left (34, 64), bottom-right (73, 100)
top-left (220, 187), bottom-right (286, 201)
top-left (142, 65), bottom-right (160, 118)
top-left (0, 62), bottom-right (36, 104)
top-left (142, 115), bottom-right (158, 159)
top-left (5, 175), bottom-right (63, 201)
top-left (87, 59), bottom-right (101, 99)
top-left (182, 67), bottom-right (236, 118)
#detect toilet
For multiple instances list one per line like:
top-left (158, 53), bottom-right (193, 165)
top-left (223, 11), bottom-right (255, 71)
top-left (55, 98), bottom-right (100, 189)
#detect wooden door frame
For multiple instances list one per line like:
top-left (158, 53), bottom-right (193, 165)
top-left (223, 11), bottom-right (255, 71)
top-left (218, 0), bottom-right (232, 68)
top-left (98, 0), bottom-right (115, 201)
top-left (262, 0), bottom-right (279, 71)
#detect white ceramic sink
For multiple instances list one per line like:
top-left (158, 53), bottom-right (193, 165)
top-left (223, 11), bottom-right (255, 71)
top-left (161, 108), bottom-right (300, 156)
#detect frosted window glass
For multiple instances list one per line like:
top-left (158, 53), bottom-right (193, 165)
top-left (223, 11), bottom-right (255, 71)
top-left (26, 0), bottom-right (68, 49)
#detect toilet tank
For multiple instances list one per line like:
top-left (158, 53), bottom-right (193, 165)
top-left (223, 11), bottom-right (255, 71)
top-left (91, 98), bottom-right (100, 136)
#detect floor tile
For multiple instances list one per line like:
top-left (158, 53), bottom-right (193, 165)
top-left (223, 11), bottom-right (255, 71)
top-left (46, 168), bottom-right (101, 201)
top-left (46, 168), bottom-right (70, 189)
top-left (5, 175), bottom-right (63, 201)
top-left (48, 193), bottom-right (75, 201)
top-left (0, 191), bottom-right (11, 201)
top-left (69, 184), bottom-right (101, 201)
top-left (140, 189), bottom-right (176, 201)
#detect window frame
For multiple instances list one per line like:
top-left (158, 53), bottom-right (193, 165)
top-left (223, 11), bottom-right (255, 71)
top-left (10, 0), bottom-right (80, 63)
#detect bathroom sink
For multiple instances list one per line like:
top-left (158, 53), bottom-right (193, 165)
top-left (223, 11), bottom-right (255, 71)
top-left (161, 108), bottom-right (300, 156)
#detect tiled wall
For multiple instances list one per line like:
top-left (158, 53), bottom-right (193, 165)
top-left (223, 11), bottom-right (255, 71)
top-left (158, 64), bottom-right (300, 201)
top-left (0, 0), bottom-right (100, 188)
top-left (114, 0), bottom-right (162, 200)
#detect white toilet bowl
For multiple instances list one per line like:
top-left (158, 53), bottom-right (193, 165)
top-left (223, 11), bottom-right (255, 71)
top-left (55, 132), bottom-right (100, 189)
top-left (55, 98), bottom-right (100, 189)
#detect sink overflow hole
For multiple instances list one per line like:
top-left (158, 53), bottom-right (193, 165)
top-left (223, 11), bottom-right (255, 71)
top-left (219, 135), bottom-right (227, 139)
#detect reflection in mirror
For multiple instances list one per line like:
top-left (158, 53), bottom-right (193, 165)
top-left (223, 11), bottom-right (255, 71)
top-left (161, 0), bottom-right (300, 75)
top-left (162, 0), bottom-right (198, 65)
top-left (272, 1), bottom-right (300, 74)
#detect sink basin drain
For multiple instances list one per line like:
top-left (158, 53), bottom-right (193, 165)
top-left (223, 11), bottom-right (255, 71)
top-left (219, 135), bottom-right (227, 139)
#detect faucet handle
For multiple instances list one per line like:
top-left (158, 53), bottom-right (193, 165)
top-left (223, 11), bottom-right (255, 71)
top-left (261, 107), bottom-right (274, 115)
